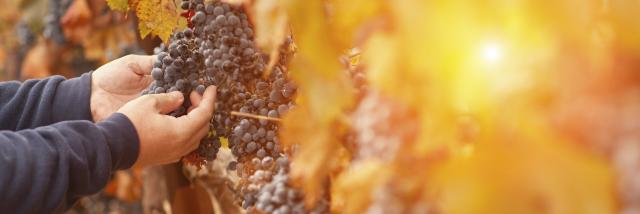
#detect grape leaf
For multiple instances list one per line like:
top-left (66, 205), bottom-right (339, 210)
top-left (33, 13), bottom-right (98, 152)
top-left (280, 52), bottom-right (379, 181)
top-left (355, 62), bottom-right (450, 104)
top-left (278, 0), bottom-right (356, 204)
top-left (135, 0), bottom-right (180, 42)
top-left (106, 0), bottom-right (129, 12)
top-left (250, 0), bottom-right (288, 76)
top-left (332, 161), bottom-right (389, 214)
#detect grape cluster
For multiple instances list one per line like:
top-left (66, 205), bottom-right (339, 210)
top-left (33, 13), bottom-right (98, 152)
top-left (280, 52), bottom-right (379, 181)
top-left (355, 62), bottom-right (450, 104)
top-left (252, 157), bottom-right (330, 214)
top-left (67, 193), bottom-right (142, 214)
top-left (147, 1), bottom-right (329, 212)
top-left (147, 0), bottom-right (265, 163)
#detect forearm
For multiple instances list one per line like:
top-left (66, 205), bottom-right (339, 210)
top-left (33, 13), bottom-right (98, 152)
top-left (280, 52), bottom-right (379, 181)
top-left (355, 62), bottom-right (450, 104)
top-left (0, 113), bottom-right (139, 213)
top-left (0, 73), bottom-right (93, 131)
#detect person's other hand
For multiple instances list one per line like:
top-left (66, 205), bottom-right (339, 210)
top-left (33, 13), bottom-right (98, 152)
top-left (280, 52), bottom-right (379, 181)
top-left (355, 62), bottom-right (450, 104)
top-left (118, 86), bottom-right (217, 167)
top-left (91, 55), bottom-right (154, 122)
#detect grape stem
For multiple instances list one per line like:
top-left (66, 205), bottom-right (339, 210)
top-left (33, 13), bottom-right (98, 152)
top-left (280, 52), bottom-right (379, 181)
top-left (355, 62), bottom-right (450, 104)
top-left (230, 111), bottom-right (282, 122)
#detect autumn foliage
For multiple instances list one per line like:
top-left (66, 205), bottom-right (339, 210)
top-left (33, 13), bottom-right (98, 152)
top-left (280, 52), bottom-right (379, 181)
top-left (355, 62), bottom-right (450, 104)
top-left (103, 0), bottom-right (640, 213)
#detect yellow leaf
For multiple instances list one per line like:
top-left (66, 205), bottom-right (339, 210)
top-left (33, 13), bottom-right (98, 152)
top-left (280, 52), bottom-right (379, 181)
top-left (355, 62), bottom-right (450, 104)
top-left (327, 0), bottom-right (383, 47)
top-left (252, 0), bottom-right (288, 53)
top-left (250, 0), bottom-right (289, 76)
top-left (135, 0), bottom-right (180, 42)
top-left (332, 161), bottom-right (389, 214)
top-left (106, 0), bottom-right (129, 12)
top-left (277, 0), bottom-right (356, 203)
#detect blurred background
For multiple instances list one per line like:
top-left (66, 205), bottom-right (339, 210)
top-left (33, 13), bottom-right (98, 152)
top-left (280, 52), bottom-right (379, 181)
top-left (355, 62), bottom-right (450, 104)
top-left (0, 0), bottom-right (160, 81)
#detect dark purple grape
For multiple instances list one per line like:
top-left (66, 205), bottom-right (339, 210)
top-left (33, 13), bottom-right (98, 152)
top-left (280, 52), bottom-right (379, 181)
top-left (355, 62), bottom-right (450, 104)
top-left (212, 49), bottom-right (222, 58)
top-left (157, 52), bottom-right (168, 62)
top-left (227, 15), bottom-right (240, 26)
top-left (176, 79), bottom-right (186, 90)
top-left (162, 56), bottom-right (173, 65)
top-left (196, 85), bottom-right (205, 95)
top-left (192, 11), bottom-right (206, 23)
top-left (205, 4), bottom-right (215, 14)
top-left (173, 58), bottom-right (184, 68)
top-left (180, 1), bottom-right (190, 10)
top-left (256, 149), bottom-right (266, 158)
top-left (253, 99), bottom-right (265, 108)
top-left (268, 110), bottom-right (279, 118)
top-left (243, 48), bottom-right (255, 57)
top-left (246, 141), bottom-right (258, 153)
top-left (215, 15), bottom-right (227, 26)
top-left (256, 82), bottom-right (269, 90)
top-left (228, 161), bottom-right (238, 170)
top-left (270, 90), bottom-right (285, 103)
top-left (213, 6), bottom-right (224, 16)
top-left (151, 68), bottom-right (164, 80)
top-left (175, 31), bottom-right (184, 39)
top-left (277, 104), bottom-right (289, 116)
top-left (184, 28), bottom-right (193, 38)
top-left (154, 87), bottom-right (166, 94)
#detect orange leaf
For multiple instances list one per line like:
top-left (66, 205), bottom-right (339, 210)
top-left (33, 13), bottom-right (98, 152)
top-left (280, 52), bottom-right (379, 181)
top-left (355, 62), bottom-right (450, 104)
top-left (21, 41), bottom-right (51, 79)
top-left (60, 0), bottom-right (93, 44)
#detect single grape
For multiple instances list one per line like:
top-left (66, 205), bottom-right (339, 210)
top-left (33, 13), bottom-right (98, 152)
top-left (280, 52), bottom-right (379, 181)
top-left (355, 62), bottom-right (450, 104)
top-left (215, 15), bottom-right (227, 26)
top-left (227, 15), bottom-right (240, 26)
top-left (268, 109), bottom-right (279, 118)
top-left (213, 6), bottom-right (224, 16)
top-left (196, 84), bottom-right (205, 95)
top-left (180, 1), bottom-right (190, 10)
top-left (151, 68), bottom-right (164, 80)
top-left (191, 11), bottom-right (206, 23)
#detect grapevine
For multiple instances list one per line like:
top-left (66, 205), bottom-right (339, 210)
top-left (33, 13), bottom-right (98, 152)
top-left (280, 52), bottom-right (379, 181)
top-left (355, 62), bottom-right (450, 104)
top-left (143, 0), bottom-right (327, 212)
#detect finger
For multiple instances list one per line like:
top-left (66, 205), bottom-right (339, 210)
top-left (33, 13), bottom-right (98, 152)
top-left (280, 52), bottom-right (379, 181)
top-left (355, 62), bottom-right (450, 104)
top-left (148, 91), bottom-right (184, 114)
top-left (123, 55), bottom-right (155, 76)
top-left (187, 91), bottom-right (203, 112)
top-left (190, 90), bottom-right (203, 107)
top-left (177, 86), bottom-right (217, 130)
top-left (187, 126), bottom-right (209, 152)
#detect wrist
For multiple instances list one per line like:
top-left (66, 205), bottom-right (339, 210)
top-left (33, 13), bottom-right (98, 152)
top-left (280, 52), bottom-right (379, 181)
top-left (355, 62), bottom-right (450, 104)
top-left (89, 71), bottom-right (100, 122)
top-left (52, 72), bottom-right (94, 123)
top-left (96, 113), bottom-right (141, 170)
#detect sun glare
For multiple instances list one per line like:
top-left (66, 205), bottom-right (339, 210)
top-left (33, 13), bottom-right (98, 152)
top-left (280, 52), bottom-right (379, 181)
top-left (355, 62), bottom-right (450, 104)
top-left (482, 43), bottom-right (503, 63)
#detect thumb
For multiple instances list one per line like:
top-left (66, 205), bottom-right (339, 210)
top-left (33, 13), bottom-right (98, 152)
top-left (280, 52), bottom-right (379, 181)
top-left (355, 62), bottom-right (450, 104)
top-left (122, 54), bottom-right (155, 76)
top-left (178, 86), bottom-right (217, 130)
top-left (148, 91), bottom-right (184, 114)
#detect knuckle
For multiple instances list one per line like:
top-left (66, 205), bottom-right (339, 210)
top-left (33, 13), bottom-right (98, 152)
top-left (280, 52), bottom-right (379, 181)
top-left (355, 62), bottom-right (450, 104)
top-left (142, 95), bottom-right (157, 106)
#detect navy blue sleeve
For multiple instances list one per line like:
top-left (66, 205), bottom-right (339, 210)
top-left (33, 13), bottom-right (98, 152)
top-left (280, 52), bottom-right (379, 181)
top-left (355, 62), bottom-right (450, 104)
top-left (0, 74), bottom-right (140, 212)
top-left (0, 73), bottom-right (93, 130)
top-left (0, 113), bottom-right (140, 213)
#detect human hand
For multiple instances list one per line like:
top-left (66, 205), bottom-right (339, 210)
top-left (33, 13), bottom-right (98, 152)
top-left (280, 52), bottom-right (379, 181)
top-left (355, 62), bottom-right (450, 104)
top-left (91, 55), bottom-right (155, 122)
top-left (117, 86), bottom-right (217, 167)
